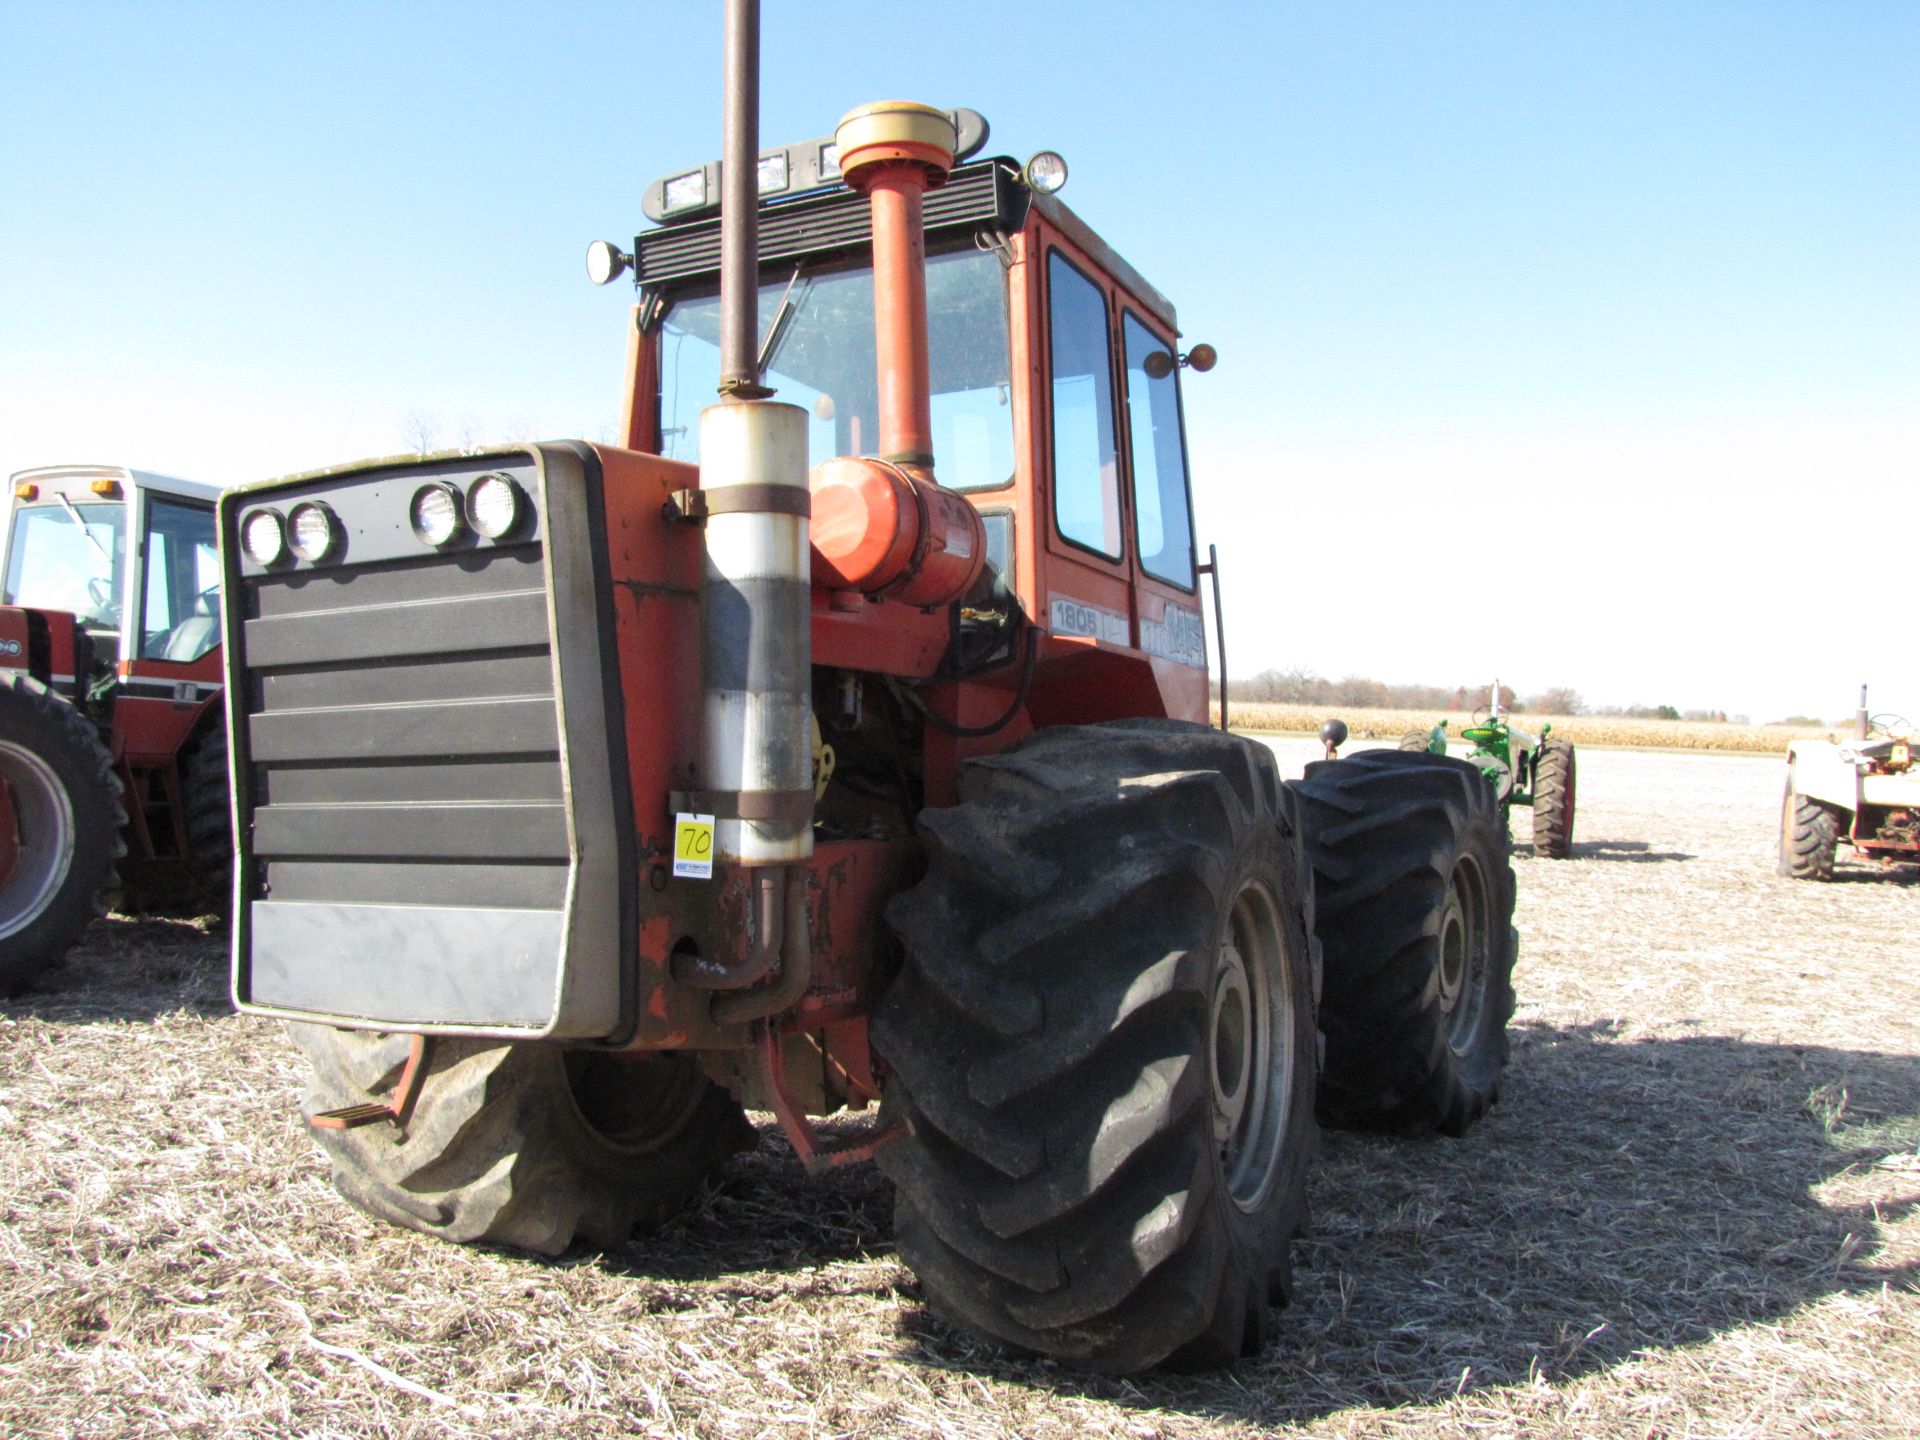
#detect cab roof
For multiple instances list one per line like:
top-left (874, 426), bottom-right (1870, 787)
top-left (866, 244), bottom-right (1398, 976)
top-left (9, 464), bottom-right (221, 505)
top-left (631, 156), bottom-right (1179, 334)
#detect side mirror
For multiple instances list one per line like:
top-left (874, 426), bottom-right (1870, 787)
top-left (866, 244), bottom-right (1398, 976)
top-left (1142, 343), bottom-right (1218, 381)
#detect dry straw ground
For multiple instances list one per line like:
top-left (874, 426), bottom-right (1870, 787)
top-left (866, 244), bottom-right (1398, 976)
top-left (3, 741), bottom-right (1917, 1439)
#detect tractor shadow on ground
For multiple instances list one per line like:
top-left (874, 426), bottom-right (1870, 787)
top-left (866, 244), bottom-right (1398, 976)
top-left (1542, 838), bottom-right (1695, 863)
top-left (598, 1118), bottom-right (900, 1284)
top-left (885, 1022), bottom-right (1920, 1425)
top-left (2, 913), bottom-right (231, 1024)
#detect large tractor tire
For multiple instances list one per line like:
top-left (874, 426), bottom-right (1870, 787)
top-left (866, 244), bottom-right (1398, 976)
top-left (1293, 749), bottom-right (1517, 1135)
top-left (292, 1027), bottom-right (757, 1254)
top-left (0, 675), bottom-right (127, 993)
top-left (1398, 730), bottom-right (1434, 753)
top-left (1531, 736), bottom-right (1577, 859)
top-left (1777, 784), bottom-right (1840, 881)
top-left (874, 719), bottom-right (1319, 1373)
top-left (181, 720), bottom-right (233, 916)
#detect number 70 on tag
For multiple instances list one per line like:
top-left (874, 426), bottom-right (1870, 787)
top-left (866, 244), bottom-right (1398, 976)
top-left (672, 813), bottom-right (715, 879)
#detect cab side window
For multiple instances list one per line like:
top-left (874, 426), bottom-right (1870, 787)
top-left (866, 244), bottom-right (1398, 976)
top-left (1122, 314), bottom-right (1197, 589)
top-left (1047, 251), bottom-right (1121, 558)
top-left (140, 499), bottom-right (221, 662)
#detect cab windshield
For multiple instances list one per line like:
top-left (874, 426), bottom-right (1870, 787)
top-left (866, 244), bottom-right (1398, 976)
top-left (2, 502), bottom-right (127, 629)
top-left (657, 245), bottom-right (1015, 491)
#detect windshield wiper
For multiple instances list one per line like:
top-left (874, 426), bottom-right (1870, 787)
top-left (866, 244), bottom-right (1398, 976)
top-left (54, 493), bottom-right (112, 564)
top-left (756, 263), bottom-right (808, 375)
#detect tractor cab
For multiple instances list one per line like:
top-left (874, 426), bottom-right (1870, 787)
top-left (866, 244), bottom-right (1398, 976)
top-left (597, 113), bottom-right (1218, 754)
top-left (3, 465), bottom-right (225, 699)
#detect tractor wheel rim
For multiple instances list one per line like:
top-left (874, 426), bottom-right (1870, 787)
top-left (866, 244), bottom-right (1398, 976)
top-left (1214, 876), bottom-right (1292, 1214)
top-left (1437, 855), bottom-right (1491, 1054)
top-left (0, 741), bottom-right (77, 940)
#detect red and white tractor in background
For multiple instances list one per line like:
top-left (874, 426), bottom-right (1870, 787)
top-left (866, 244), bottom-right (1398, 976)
top-left (0, 464), bottom-right (230, 991)
top-left (1779, 685), bottom-right (1919, 881)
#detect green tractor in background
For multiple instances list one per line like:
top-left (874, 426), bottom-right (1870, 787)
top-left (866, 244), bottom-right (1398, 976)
top-left (1402, 682), bottom-right (1578, 858)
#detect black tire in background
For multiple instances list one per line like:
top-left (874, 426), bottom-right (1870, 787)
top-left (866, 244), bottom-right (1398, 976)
top-left (0, 675), bottom-right (126, 993)
top-left (1292, 749), bottom-right (1517, 1135)
top-left (1531, 736), bottom-right (1577, 859)
top-left (1778, 783), bottom-right (1840, 881)
top-left (1398, 730), bottom-right (1435, 753)
top-left (292, 1027), bottom-right (757, 1254)
top-left (874, 720), bottom-right (1319, 1373)
top-left (181, 720), bottom-right (233, 917)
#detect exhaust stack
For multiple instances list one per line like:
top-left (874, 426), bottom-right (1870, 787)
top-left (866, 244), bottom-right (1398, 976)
top-left (699, 0), bottom-right (811, 868)
top-left (834, 102), bottom-right (958, 475)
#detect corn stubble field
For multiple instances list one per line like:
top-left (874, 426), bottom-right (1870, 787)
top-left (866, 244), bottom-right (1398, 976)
top-left (3, 740), bottom-right (1917, 1439)
top-left (1221, 705), bottom-right (1833, 754)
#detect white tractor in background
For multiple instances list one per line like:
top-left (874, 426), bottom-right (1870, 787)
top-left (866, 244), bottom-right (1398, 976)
top-left (1779, 686), bottom-right (1919, 881)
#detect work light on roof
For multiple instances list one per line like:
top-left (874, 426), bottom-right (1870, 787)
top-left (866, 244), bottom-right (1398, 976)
top-left (586, 239), bottom-right (632, 286)
top-left (662, 169), bottom-right (707, 214)
top-left (1022, 150), bottom-right (1068, 194)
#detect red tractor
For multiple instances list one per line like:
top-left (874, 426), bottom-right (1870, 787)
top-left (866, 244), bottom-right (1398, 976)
top-left (215, 14), bottom-right (1516, 1372)
top-left (0, 464), bottom-right (231, 992)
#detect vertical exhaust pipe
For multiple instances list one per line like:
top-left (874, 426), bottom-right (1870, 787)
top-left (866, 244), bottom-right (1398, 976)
top-left (700, 0), bottom-right (812, 875)
top-left (833, 103), bottom-right (957, 478)
top-left (718, 0), bottom-right (769, 402)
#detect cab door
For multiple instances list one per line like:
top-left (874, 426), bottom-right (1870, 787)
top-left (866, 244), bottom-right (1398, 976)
top-left (1036, 242), bottom-right (1134, 655)
top-left (1029, 228), bottom-right (1207, 726)
top-left (1113, 308), bottom-right (1208, 724)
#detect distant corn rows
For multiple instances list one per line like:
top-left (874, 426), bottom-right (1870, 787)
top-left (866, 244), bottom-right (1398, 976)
top-left (1217, 702), bottom-right (1830, 754)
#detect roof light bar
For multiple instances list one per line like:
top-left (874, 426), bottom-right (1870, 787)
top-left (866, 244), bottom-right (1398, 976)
top-left (641, 108), bottom-right (989, 225)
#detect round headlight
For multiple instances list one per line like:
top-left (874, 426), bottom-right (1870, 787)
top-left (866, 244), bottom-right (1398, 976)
top-left (466, 473), bottom-right (525, 539)
top-left (241, 509), bottom-right (286, 566)
top-left (1021, 150), bottom-right (1068, 195)
top-left (287, 501), bottom-right (340, 562)
top-left (585, 239), bottom-right (630, 286)
top-left (410, 483), bottom-right (466, 546)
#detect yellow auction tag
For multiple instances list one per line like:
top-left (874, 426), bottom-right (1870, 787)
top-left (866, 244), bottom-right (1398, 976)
top-left (672, 813), bottom-right (715, 879)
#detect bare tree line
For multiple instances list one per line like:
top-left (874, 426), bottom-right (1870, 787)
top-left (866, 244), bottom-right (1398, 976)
top-left (1228, 669), bottom-right (1738, 722)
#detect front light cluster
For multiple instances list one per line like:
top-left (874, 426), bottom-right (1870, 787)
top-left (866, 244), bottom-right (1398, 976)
top-left (242, 501), bottom-right (342, 566)
top-left (412, 473), bottom-right (526, 546)
top-left (239, 472), bottom-right (526, 567)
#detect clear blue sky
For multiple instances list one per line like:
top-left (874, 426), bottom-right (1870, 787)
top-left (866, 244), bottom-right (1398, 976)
top-left (3, 3), bottom-right (1914, 722)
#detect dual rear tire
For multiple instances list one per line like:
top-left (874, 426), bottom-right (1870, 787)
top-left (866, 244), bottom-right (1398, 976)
top-left (1293, 749), bottom-right (1518, 1135)
top-left (874, 720), bottom-right (1319, 1372)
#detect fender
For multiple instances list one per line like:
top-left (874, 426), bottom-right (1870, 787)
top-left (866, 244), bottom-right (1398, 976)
top-left (1785, 740), bottom-right (1860, 814)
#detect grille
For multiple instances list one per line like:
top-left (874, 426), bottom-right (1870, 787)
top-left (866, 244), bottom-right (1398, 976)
top-left (239, 543), bottom-right (569, 912)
